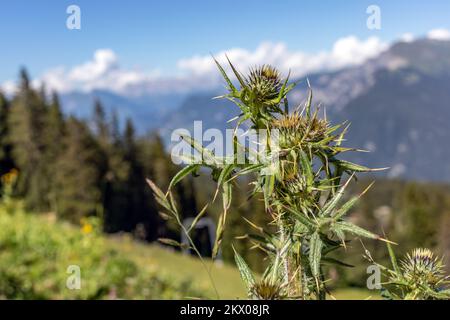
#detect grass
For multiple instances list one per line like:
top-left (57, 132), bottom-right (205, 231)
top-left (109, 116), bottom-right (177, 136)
top-left (111, 237), bottom-right (247, 299)
top-left (329, 288), bottom-right (380, 300)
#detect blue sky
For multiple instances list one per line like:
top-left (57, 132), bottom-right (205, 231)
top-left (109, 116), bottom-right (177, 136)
top-left (1, 0), bottom-right (449, 92)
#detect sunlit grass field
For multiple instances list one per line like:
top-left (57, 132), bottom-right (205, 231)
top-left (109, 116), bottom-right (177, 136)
top-left (112, 238), bottom-right (247, 299)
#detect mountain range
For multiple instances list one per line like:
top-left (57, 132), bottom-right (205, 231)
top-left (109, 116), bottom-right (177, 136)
top-left (60, 38), bottom-right (450, 182)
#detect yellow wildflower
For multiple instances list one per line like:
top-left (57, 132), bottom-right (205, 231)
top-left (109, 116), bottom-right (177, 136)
top-left (81, 222), bottom-right (93, 234)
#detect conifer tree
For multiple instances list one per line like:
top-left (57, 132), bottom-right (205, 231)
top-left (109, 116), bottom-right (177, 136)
top-left (121, 119), bottom-right (159, 239)
top-left (92, 103), bottom-right (129, 232)
top-left (8, 69), bottom-right (47, 209)
top-left (0, 91), bottom-right (13, 177)
top-left (93, 99), bottom-right (110, 145)
top-left (41, 92), bottom-right (66, 211)
top-left (54, 117), bottom-right (102, 221)
top-left (400, 183), bottom-right (438, 249)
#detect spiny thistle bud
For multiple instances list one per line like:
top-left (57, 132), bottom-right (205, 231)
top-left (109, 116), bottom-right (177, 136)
top-left (283, 173), bottom-right (307, 194)
top-left (245, 65), bottom-right (282, 105)
top-left (401, 248), bottom-right (447, 287)
top-left (250, 280), bottom-right (284, 300)
top-left (271, 112), bottom-right (329, 149)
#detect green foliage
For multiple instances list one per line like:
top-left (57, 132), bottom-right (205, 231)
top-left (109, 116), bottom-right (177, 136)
top-left (0, 200), bottom-right (204, 299)
top-left (0, 91), bottom-right (13, 177)
top-left (233, 247), bottom-right (256, 293)
top-left (7, 70), bottom-right (48, 209)
top-left (54, 118), bottom-right (103, 221)
top-left (400, 183), bottom-right (439, 248)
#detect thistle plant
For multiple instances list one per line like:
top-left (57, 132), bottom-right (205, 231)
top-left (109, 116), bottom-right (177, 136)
top-left (146, 58), bottom-right (447, 300)
top-left (367, 246), bottom-right (450, 300)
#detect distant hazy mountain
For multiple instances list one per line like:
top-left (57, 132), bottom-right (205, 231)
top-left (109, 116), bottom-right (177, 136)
top-left (160, 39), bottom-right (450, 181)
top-left (335, 39), bottom-right (450, 181)
top-left (60, 38), bottom-right (450, 182)
top-left (60, 90), bottom-right (186, 132)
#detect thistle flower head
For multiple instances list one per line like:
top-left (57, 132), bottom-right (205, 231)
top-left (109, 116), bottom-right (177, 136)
top-left (271, 112), bottom-right (329, 149)
top-left (401, 248), bottom-right (446, 287)
top-left (250, 280), bottom-right (284, 300)
top-left (283, 173), bottom-right (307, 194)
top-left (245, 65), bottom-right (282, 105)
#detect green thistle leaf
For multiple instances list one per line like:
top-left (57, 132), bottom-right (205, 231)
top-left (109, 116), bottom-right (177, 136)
top-left (387, 241), bottom-right (401, 276)
top-left (321, 174), bottom-right (353, 217)
top-left (305, 80), bottom-right (313, 119)
top-left (213, 181), bottom-right (233, 259)
top-left (332, 181), bottom-right (374, 220)
top-left (309, 232), bottom-right (323, 278)
top-left (226, 55), bottom-right (247, 89)
top-left (213, 55), bottom-right (238, 95)
top-left (233, 246), bottom-right (256, 292)
top-left (214, 163), bottom-right (236, 201)
top-left (263, 173), bottom-right (275, 209)
top-left (178, 133), bottom-right (218, 166)
top-left (283, 205), bottom-right (317, 230)
top-left (299, 150), bottom-right (314, 187)
top-left (333, 159), bottom-right (388, 173)
top-left (335, 221), bottom-right (380, 240)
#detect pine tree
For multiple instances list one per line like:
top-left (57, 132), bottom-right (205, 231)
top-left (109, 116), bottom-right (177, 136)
top-left (400, 183), bottom-right (438, 249)
top-left (54, 117), bottom-right (102, 222)
top-left (41, 92), bottom-right (66, 211)
top-left (0, 91), bottom-right (13, 177)
top-left (93, 99), bottom-right (110, 145)
top-left (122, 119), bottom-right (159, 239)
top-left (8, 69), bottom-right (48, 209)
top-left (92, 103), bottom-right (130, 232)
top-left (110, 109), bottom-right (121, 144)
top-left (145, 133), bottom-right (174, 190)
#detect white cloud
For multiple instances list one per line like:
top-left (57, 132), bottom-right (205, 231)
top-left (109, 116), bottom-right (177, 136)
top-left (400, 33), bottom-right (415, 43)
top-left (179, 36), bottom-right (388, 80)
top-left (427, 28), bottom-right (450, 41)
top-left (31, 49), bottom-right (163, 95)
top-left (72, 49), bottom-right (118, 80)
top-left (1, 80), bottom-right (17, 96)
top-left (1, 35), bottom-right (390, 97)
